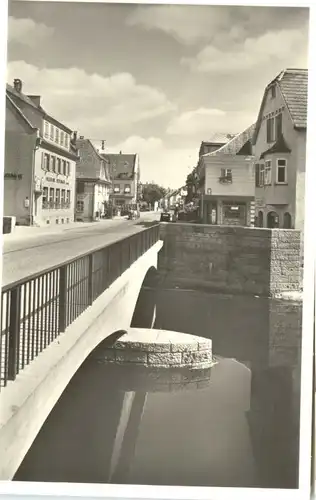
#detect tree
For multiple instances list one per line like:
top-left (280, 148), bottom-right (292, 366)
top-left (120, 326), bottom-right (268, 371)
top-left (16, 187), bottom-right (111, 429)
top-left (141, 183), bottom-right (167, 206)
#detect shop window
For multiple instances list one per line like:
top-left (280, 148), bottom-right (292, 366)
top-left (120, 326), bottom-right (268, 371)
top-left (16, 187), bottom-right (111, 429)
top-left (55, 189), bottom-right (60, 209)
top-left (61, 189), bottom-right (65, 208)
top-left (49, 188), bottom-right (54, 208)
top-left (42, 187), bottom-right (48, 209)
top-left (77, 200), bottom-right (84, 212)
top-left (276, 159), bottom-right (287, 184)
top-left (77, 182), bottom-right (85, 194)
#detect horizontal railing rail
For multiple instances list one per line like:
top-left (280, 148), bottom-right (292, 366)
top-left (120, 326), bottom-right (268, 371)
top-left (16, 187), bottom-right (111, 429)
top-left (0, 223), bottom-right (160, 391)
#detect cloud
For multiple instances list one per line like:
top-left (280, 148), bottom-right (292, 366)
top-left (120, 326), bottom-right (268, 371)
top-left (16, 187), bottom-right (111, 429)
top-left (8, 16), bottom-right (54, 47)
top-left (126, 5), bottom-right (233, 45)
top-left (6, 61), bottom-right (175, 137)
top-left (166, 107), bottom-right (255, 138)
top-left (99, 135), bottom-right (197, 189)
top-left (182, 28), bottom-right (308, 74)
top-left (126, 5), bottom-right (309, 47)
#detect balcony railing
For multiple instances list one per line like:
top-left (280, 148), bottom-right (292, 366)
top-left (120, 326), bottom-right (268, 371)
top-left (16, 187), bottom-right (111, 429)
top-left (0, 224), bottom-right (160, 390)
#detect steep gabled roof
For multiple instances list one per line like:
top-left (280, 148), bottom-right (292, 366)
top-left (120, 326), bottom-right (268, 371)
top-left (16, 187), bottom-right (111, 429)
top-left (76, 138), bottom-right (111, 182)
top-left (6, 94), bottom-right (37, 132)
top-left (203, 123), bottom-right (255, 157)
top-left (6, 82), bottom-right (73, 133)
top-left (102, 153), bottom-right (137, 180)
top-left (252, 68), bottom-right (308, 144)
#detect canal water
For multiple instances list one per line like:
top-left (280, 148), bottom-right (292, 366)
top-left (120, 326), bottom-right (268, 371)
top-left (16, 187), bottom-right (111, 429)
top-left (14, 290), bottom-right (302, 489)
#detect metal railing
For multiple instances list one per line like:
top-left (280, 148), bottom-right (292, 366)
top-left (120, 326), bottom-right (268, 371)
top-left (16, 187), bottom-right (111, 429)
top-left (0, 224), bottom-right (160, 390)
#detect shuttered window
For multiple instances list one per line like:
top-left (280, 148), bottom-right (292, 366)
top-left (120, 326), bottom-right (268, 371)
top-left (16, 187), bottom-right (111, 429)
top-left (255, 164), bottom-right (260, 187)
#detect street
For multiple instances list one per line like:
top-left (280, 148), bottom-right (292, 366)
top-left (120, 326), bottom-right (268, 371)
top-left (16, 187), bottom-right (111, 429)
top-left (2, 212), bottom-right (160, 287)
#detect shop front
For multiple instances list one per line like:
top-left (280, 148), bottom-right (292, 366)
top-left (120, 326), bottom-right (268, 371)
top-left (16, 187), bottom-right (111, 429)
top-left (201, 195), bottom-right (254, 227)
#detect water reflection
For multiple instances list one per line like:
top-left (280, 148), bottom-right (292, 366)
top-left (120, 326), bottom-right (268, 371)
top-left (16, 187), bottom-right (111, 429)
top-left (14, 292), bottom-right (302, 489)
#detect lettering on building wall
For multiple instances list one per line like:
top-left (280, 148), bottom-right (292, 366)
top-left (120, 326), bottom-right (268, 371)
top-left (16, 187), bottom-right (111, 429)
top-left (4, 173), bottom-right (22, 180)
top-left (45, 175), bottom-right (69, 185)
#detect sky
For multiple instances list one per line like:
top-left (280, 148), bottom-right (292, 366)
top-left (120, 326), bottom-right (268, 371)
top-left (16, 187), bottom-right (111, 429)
top-left (6, 1), bottom-right (309, 189)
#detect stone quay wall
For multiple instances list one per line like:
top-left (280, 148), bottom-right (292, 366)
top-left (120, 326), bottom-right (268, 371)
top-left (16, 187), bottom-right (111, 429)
top-left (158, 223), bottom-right (301, 297)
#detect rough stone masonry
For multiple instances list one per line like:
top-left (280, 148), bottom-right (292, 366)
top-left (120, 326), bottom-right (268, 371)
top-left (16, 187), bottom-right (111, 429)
top-left (158, 223), bottom-right (301, 297)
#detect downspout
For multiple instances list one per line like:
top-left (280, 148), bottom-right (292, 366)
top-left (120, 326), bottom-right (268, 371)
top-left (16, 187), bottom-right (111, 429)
top-left (30, 129), bottom-right (41, 226)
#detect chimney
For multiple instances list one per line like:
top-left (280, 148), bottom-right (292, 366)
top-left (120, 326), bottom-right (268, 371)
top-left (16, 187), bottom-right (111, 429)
top-left (13, 78), bottom-right (22, 93)
top-left (28, 95), bottom-right (41, 107)
top-left (119, 150), bottom-right (122, 154)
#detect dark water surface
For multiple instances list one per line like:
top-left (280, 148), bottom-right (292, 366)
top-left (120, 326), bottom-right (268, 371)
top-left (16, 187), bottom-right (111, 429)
top-left (14, 290), bottom-right (302, 489)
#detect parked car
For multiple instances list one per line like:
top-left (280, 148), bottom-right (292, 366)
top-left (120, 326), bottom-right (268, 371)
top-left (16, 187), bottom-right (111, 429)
top-left (160, 212), bottom-right (171, 222)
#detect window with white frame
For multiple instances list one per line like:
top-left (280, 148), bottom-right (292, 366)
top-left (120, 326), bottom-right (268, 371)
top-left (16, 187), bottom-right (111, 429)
top-left (55, 128), bottom-right (59, 144)
top-left (57, 158), bottom-right (61, 174)
top-left (49, 188), bottom-right (54, 208)
top-left (264, 160), bottom-right (272, 185)
top-left (62, 160), bottom-right (66, 175)
top-left (65, 134), bottom-right (69, 149)
top-left (60, 131), bottom-right (65, 147)
top-left (50, 124), bottom-right (54, 141)
top-left (50, 155), bottom-right (56, 173)
top-left (124, 184), bottom-right (131, 193)
top-left (44, 121), bottom-right (49, 139)
top-left (220, 168), bottom-right (232, 183)
top-left (276, 159), bottom-right (287, 184)
top-left (259, 164), bottom-right (265, 187)
top-left (43, 153), bottom-right (50, 171)
top-left (114, 184), bottom-right (120, 193)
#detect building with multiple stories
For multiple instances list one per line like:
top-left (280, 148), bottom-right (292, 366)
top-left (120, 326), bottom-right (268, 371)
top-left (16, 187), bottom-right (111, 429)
top-left (252, 68), bottom-right (307, 231)
top-left (102, 153), bottom-right (140, 208)
top-left (198, 124), bottom-right (256, 226)
top-left (5, 79), bottom-right (78, 226)
top-left (75, 138), bottom-right (111, 221)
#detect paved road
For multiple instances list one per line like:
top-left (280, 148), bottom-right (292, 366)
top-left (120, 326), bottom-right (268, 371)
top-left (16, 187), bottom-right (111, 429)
top-left (2, 212), bottom-right (160, 287)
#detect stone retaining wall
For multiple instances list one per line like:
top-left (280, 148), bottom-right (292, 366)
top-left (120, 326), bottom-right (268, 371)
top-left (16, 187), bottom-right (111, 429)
top-left (158, 223), bottom-right (301, 297)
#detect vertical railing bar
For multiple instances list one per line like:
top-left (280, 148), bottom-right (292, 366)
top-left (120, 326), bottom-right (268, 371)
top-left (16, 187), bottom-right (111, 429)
top-left (59, 265), bottom-right (67, 334)
top-left (40, 274), bottom-right (45, 352)
top-left (46, 272), bottom-right (51, 347)
top-left (21, 284), bottom-right (27, 369)
top-left (35, 278), bottom-right (41, 357)
top-left (27, 280), bottom-right (32, 364)
top-left (31, 279), bottom-right (36, 361)
top-left (54, 270), bottom-right (58, 339)
top-left (8, 286), bottom-right (21, 380)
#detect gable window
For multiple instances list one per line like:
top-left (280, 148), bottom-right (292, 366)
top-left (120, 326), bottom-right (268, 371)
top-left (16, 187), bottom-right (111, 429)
top-left (271, 86), bottom-right (276, 99)
top-left (275, 113), bottom-right (282, 140)
top-left (55, 128), bottom-right (59, 144)
top-left (219, 168), bottom-right (232, 183)
top-left (114, 184), bottom-right (120, 193)
top-left (267, 117), bottom-right (275, 143)
top-left (44, 121), bottom-right (49, 139)
top-left (50, 124), bottom-right (54, 141)
top-left (276, 159), bottom-right (287, 184)
top-left (264, 160), bottom-right (272, 185)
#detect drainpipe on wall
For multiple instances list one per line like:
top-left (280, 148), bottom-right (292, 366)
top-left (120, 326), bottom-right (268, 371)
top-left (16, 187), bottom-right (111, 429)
top-left (30, 130), bottom-right (41, 226)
